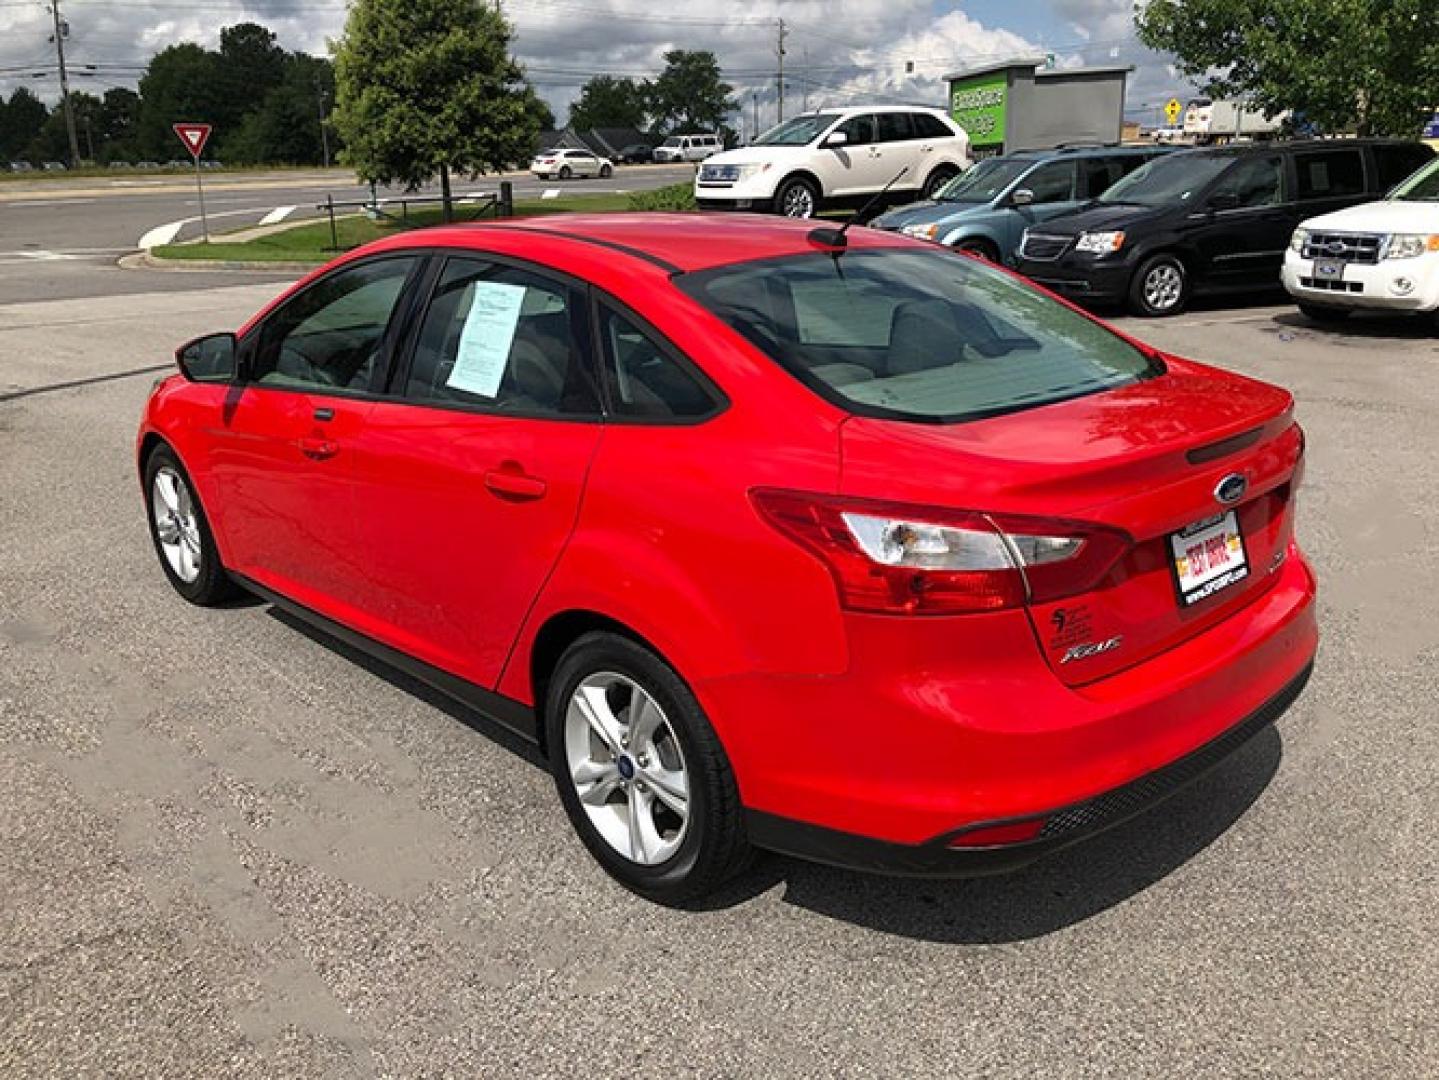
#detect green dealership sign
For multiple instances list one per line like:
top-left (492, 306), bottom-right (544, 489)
top-left (950, 72), bottom-right (1008, 148)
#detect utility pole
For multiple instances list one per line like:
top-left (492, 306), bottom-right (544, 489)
top-left (315, 80), bottom-right (332, 168)
top-left (775, 19), bottom-right (788, 124)
top-left (752, 91), bottom-right (759, 142)
top-left (48, 0), bottom-right (81, 167)
top-left (802, 47), bottom-right (809, 113)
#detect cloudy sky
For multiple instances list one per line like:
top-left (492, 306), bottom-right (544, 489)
top-left (0, 0), bottom-right (1192, 131)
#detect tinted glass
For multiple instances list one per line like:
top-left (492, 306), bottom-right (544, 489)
top-left (1079, 158), bottom-right (1125, 198)
top-left (876, 112), bottom-right (915, 142)
top-left (1295, 149), bottom-right (1365, 199)
top-left (405, 258), bottom-right (597, 416)
top-left (598, 306), bottom-right (718, 419)
top-left (835, 114), bottom-right (877, 146)
top-left (1021, 161), bottom-right (1075, 203)
top-left (253, 258), bottom-right (416, 392)
top-left (677, 248), bottom-right (1157, 423)
top-left (1392, 157), bottom-right (1439, 201)
top-left (912, 113), bottom-right (953, 139)
top-left (1375, 144), bottom-right (1436, 190)
top-left (1099, 152), bottom-right (1234, 207)
top-left (935, 157), bottom-right (1031, 203)
top-left (753, 113), bottom-right (843, 146)
top-left (1210, 155), bottom-right (1285, 207)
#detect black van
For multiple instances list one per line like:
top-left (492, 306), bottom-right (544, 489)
top-left (1011, 139), bottom-right (1435, 316)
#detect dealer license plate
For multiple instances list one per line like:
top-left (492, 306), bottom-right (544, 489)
top-left (1169, 511), bottom-right (1249, 607)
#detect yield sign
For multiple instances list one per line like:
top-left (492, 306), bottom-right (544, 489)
top-left (172, 122), bottom-right (212, 158)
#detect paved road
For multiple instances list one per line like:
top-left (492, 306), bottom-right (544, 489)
top-left (0, 165), bottom-right (696, 304)
top-left (2, 274), bottom-right (1438, 1075)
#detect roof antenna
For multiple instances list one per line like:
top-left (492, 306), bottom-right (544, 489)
top-left (808, 166), bottom-right (910, 254)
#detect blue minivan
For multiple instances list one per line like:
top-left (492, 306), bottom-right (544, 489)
top-left (870, 145), bottom-right (1171, 263)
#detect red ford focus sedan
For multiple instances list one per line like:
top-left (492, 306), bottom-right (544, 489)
top-left (137, 214), bottom-right (1317, 903)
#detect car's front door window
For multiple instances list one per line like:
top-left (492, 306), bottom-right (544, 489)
top-left (252, 258), bottom-right (418, 393)
top-left (1020, 161), bottom-right (1076, 204)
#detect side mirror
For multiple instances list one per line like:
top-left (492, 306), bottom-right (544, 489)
top-left (823, 131), bottom-right (849, 148)
top-left (175, 332), bottom-right (238, 383)
top-left (1209, 191), bottom-right (1240, 212)
top-left (1010, 188), bottom-right (1035, 207)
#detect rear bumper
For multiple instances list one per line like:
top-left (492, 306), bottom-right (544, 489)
top-left (703, 542), bottom-right (1318, 855)
top-left (1014, 254), bottom-right (1132, 303)
top-left (747, 659), bottom-right (1311, 877)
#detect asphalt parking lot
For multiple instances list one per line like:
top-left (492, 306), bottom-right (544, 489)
top-left (2, 269), bottom-right (1437, 1076)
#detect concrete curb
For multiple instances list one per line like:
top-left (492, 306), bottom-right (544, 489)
top-left (119, 251), bottom-right (321, 274)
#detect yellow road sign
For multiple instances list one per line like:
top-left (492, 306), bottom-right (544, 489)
top-left (1164, 97), bottom-right (1183, 125)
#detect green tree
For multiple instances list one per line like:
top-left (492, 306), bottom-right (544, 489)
top-left (1137, 0), bottom-right (1439, 137)
top-left (100, 88), bottom-right (141, 153)
top-left (331, 0), bottom-right (542, 220)
top-left (229, 54), bottom-right (338, 166)
top-left (646, 50), bottom-right (735, 135)
top-left (27, 93), bottom-right (103, 163)
top-left (137, 43), bottom-right (225, 159)
top-left (0, 87), bottom-right (49, 161)
top-left (568, 75), bottom-right (647, 131)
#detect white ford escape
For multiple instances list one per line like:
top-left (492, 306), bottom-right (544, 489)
top-left (1283, 155), bottom-right (1439, 324)
top-left (695, 106), bottom-right (970, 219)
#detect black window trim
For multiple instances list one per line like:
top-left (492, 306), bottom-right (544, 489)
top-left (382, 248), bottom-right (608, 424)
top-left (587, 289), bottom-right (730, 427)
top-left (235, 250), bottom-right (429, 402)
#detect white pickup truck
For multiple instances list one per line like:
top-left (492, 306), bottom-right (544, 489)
top-left (1283, 155), bottom-right (1439, 324)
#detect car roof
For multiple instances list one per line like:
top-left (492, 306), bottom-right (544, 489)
top-left (1181, 138), bottom-right (1423, 158)
top-left (999, 145), bottom-right (1164, 163)
top-left (382, 213), bottom-right (910, 275)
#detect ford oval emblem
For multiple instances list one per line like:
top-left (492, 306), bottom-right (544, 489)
top-left (1215, 473), bottom-right (1248, 505)
top-left (1324, 239), bottom-right (1348, 255)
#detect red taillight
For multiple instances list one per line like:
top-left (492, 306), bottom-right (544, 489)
top-left (751, 489), bottom-right (1130, 616)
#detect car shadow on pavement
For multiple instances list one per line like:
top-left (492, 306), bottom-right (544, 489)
top-left (261, 601), bottom-right (1283, 943)
top-left (706, 726), bottom-right (1284, 944)
top-left (1270, 311), bottom-right (1438, 341)
top-left (265, 606), bottom-right (546, 769)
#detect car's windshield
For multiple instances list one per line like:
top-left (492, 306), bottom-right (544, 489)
top-left (753, 113), bottom-right (843, 147)
top-left (1099, 152), bottom-right (1234, 207)
top-left (676, 248), bottom-right (1158, 423)
top-left (1391, 158), bottom-right (1439, 201)
top-left (935, 158), bottom-right (1032, 203)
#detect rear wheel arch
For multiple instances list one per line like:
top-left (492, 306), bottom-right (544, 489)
top-left (525, 610), bottom-right (683, 759)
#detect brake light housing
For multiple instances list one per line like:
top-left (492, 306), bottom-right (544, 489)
top-left (751, 488), bottom-right (1131, 615)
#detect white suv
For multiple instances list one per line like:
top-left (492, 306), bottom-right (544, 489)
top-left (653, 134), bottom-right (723, 163)
top-left (1283, 155), bottom-right (1439, 324)
top-left (695, 107), bottom-right (970, 218)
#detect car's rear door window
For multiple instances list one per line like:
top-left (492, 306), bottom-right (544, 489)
top-left (596, 303), bottom-right (723, 421)
top-left (251, 257), bottom-right (419, 393)
top-left (676, 248), bottom-right (1157, 423)
top-left (402, 257), bottom-right (598, 417)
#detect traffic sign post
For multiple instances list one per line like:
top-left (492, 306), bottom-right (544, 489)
top-left (173, 123), bottom-right (213, 243)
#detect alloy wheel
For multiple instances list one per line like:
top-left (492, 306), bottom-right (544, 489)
top-left (1144, 263), bottom-right (1184, 312)
top-left (563, 672), bottom-right (690, 866)
top-left (781, 184), bottom-right (816, 218)
top-left (152, 465), bottom-right (202, 584)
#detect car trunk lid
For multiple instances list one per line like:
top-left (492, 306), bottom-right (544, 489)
top-left (838, 358), bottom-right (1303, 684)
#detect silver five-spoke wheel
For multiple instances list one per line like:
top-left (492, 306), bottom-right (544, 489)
top-left (564, 672), bottom-right (690, 866)
top-left (152, 465), bottom-right (203, 584)
top-left (1143, 263), bottom-right (1184, 312)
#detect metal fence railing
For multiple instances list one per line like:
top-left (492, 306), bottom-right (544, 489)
top-left (316, 180), bottom-right (515, 250)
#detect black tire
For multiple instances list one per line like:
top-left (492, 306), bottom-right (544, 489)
top-left (1298, 302), bottom-right (1351, 324)
top-left (956, 237), bottom-right (1000, 262)
top-left (559, 165), bottom-right (571, 180)
top-left (142, 444), bottom-right (237, 606)
top-left (545, 631), bottom-right (751, 905)
top-left (1127, 252), bottom-right (1190, 317)
top-left (922, 165), bottom-right (959, 199)
top-left (773, 175), bottom-right (820, 219)
top-left (600, 163), bottom-right (613, 179)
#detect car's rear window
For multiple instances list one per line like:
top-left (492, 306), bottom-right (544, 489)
top-left (676, 247), bottom-right (1160, 423)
